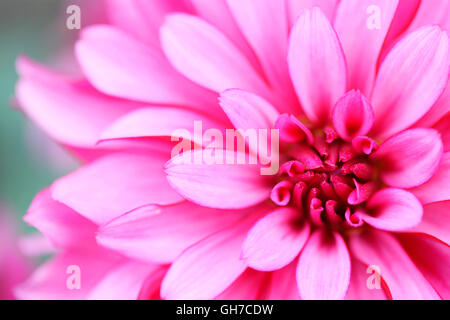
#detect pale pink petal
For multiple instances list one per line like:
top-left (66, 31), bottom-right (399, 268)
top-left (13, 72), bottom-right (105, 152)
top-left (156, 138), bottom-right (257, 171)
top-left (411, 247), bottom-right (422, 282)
top-left (332, 90), bottom-right (374, 141)
top-left (76, 25), bottom-right (217, 109)
top-left (349, 229), bottom-right (440, 299)
top-left (165, 149), bottom-right (271, 209)
top-left (334, 0), bottom-right (398, 96)
top-left (266, 261), bottom-right (301, 300)
top-left (361, 188), bottom-right (423, 231)
top-left (97, 202), bottom-right (248, 263)
top-left (51, 153), bottom-right (182, 225)
top-left (417, 83), bottom-right (450, 128)
top-left (287, 0), bottom-right (339, 27)
top-left (15, 56), bottom-right (140, 147)
top-left (345, 258), bottom-right (387, 300)
top-left (407, 0), bottom-right (450, 32)
top-left (24, 189), bottom-right (97, 250)
top-left (410, 153), bottom-right (450, 204)
top-left (398, 234), bottom-right (450, 299)
top-left (160, 14), bottom-right (271, 100)
top-left (15, 249), bottom-right (122, 300)
top-left (371, 128), bottom-right (443, 188)
top-left (218, 89), bottom-right (280, 161)
top-left (106, 0), bottom-right (190, 45)
top-left (88, 262), bottom-right (159, 300)
top-left (190, 0), bottom-right (261, 72)
top-left (161, 211), bottom-right (265, 300)
top-left (100, 107), bottom-right (223, 145)
top-left (405, 200), bottom-right (450, 246)
top-left (242, 207), bottom-right (310, 271)
top-left (370, 26), bottom-right (450, 139)
top-left (296, 230), bottom-right (351, 299)
top-left (219, 89), bottom-right (279, 131)
top-left (288, 8), bottom-right (347, 125)
top-left (227, 0), bottom-right (298, 111)
top-left (215, 269), bottom-right (270, 300)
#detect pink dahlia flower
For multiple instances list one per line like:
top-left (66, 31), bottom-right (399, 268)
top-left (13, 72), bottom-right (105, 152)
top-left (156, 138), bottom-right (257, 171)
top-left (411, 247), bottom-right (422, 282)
top-left (15, 0), bottom-right (450, 299)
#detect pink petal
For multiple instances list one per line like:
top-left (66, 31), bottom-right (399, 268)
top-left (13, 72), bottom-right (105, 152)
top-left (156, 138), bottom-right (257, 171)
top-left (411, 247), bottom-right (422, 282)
top-left (24, 189), bottom-right (97, 250)
top-left (406, 200), bottom-right (450, 246)
top-left (0, 214), bottom-right (30, 299)
top-left (215, 269), bottom-right (270, 300)
top-left (161, 211), bottom-right (265, 299)
top-left (160, 13), bottom-right (271, 100)
top-left (97, 202), bottom-right (248, 263)
top-left (361, 188), bottom-right (423, 231)
top-left (398, 234), bottom-right (450, 299)
top-left (15, 56), bottom-right (139, 147)
top-left (380, 0), bottom-right (421, 57)
top-left (219, 89), bottom-right (279, 131)
top-left (347, 180), bottom-right (377, 205)
top-left (332, 90), bottom-right (375, 141)
top-left (370, 26), bottom-right (450, 139)
top-left (433, 113), bottom-right (450, 152)
top-left (371, 128), bottom-right (443, 188)
top-left (410, 153), bottom-right (450, 204)
top-left (106, 0), bottom-right (189, 45)
top-left (266, 261), bottom-right (301, 300)
top-left (88, 261), bottom-right (161, 300)
top-left (15, 249), bottom-right (122, 300)
top-left (287, 0), bottom-right (339, 27)
top-left (415, 81), bottom-right (450, 128)
top-left (334, 0), bottom-right (398, 96)
top-left (270, 181), bottom-right (293, 206)
top-left (296, 230), bottom-right (351, 299)
top-left (227, 0), bottom-right (298, 112)
top-left (274, 114), bottom-right (314, 144)
top-left (280, 161), bottom-right (306, 178)
top-left (218, 89), bottom-right (279, 161)
top-left (76, 25), bottom-right (217, 109)
top-left (100, 107), bottom-right (223, 146)
top-left (407, 0), bottom-right (450, 32)
top-left (51, 153), bottom-right (182, 225)
top-left (190, 0), bottom-right (261, 72)
top-left (242, 207), bottom-right (310, 271)
top-left (165, 149), bottom-right (271, 209)
top-left (345, 257), bottom-right (387, 300)
top-left (349, 229), bottom-right (440, 299)
top-left (289, 144), bottom-right (323, 170)
top-left (137, 266), bottom-right (168, 300)
top-left (288, 8), bottom-right (347, 125)
top-left (352, 136), bottom-right (377, 155)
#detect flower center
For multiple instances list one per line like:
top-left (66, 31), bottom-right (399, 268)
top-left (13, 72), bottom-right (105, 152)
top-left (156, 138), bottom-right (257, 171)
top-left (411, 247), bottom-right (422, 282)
top-left (270, 123), bottom-right (380, 231)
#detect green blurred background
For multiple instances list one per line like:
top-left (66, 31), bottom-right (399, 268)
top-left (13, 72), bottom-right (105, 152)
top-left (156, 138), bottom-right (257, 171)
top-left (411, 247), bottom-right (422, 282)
top-left (0, 0), bottom-right (76, 232)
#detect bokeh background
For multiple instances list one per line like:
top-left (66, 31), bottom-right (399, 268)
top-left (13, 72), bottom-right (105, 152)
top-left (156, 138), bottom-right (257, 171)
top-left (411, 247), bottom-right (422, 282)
top-left (0, 0), bottom-right (79, 233)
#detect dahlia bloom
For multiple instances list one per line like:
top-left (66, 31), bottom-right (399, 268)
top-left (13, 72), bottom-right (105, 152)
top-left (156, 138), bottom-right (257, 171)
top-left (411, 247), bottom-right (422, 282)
top-left (15, 0), bottom-right (450, 299)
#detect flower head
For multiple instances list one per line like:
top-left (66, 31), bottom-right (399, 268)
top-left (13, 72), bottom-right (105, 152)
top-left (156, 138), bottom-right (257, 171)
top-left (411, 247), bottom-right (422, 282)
top-left (16, 0), bottom-right (450, 299)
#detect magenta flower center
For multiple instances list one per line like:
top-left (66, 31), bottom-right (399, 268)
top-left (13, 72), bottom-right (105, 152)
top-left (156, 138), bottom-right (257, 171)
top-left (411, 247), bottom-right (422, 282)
top-left (271, 118), bottom-right (380, 231)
